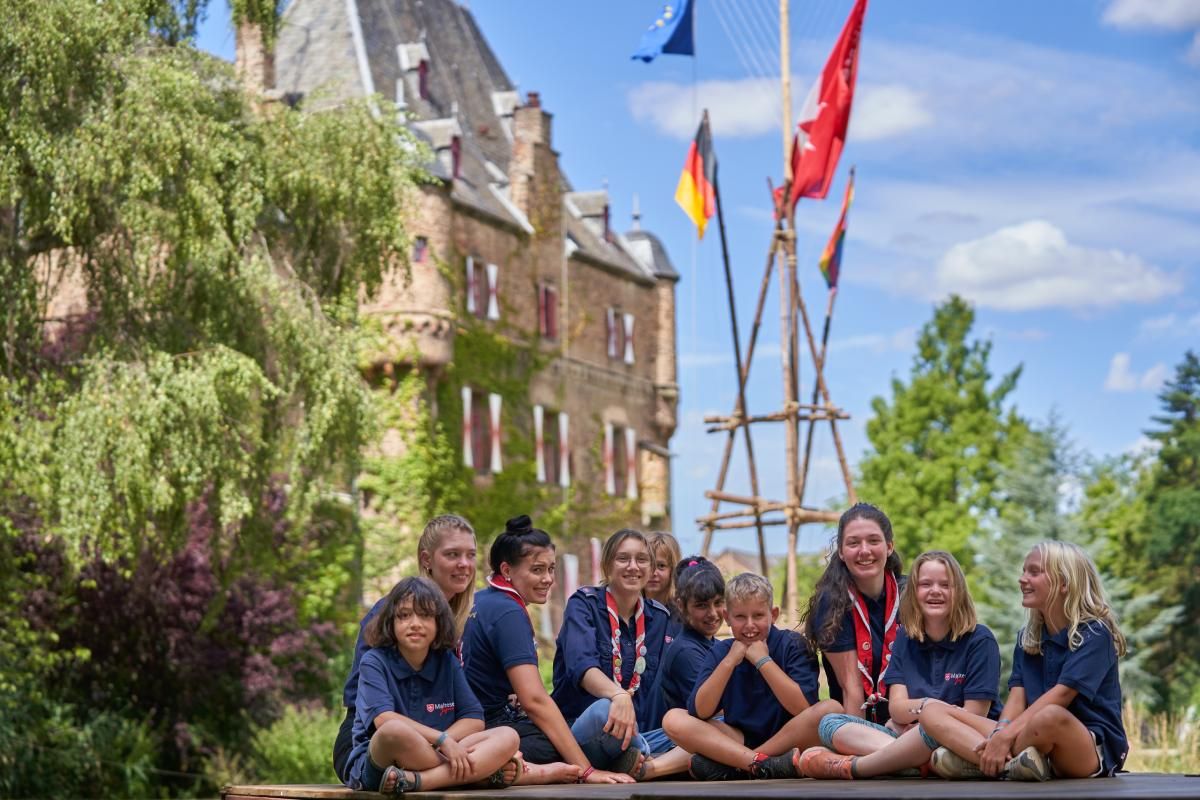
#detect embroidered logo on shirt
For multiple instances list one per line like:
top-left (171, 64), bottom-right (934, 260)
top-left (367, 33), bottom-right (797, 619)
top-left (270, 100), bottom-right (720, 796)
top-left (944, 672), bottom-right (966, 685)
top-left (426, 702), bottom-right (456, 715)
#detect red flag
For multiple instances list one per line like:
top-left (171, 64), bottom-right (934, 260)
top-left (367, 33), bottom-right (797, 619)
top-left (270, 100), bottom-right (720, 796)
top-left (781, 0), bottom-right (867, 211)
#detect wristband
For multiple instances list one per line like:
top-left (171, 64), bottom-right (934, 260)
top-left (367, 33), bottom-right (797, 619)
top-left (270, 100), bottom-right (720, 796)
top-left (754, 655), bottom-right (773, 671)
top-left (915, 697), bottom-right (929, 715)
top-left (577, 766), bottom-right (595, 783)
top-left (434, 731), bottom-right (448, 749)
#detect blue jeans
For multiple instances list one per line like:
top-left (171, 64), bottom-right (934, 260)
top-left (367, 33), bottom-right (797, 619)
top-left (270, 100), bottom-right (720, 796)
top-left (570, 698), bottom-right (649, 769)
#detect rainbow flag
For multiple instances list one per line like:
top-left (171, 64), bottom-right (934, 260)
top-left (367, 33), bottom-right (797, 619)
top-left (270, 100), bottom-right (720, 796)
top-left (818, 170), bottom-right (854, 288)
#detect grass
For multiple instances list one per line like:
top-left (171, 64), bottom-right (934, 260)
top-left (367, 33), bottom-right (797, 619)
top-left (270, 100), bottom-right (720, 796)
top-left (1123, 704), bottom-right (1200, 774)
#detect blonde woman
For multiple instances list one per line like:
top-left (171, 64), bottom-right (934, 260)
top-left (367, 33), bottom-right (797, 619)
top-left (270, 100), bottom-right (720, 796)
top-left (918, 541), bottom-right (1128, 781)
top-left (800, 550), bottom-right (1000, 779)
top-left (645, 531), bottom-right (681, 609)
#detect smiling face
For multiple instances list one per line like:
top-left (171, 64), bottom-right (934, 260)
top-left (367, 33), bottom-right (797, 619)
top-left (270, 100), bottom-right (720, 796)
top-left (683, 594), bottom-right (725, 638)
top-left (724, 596), bottom-right (778, 643)
top-left (503, 545), bottom-right (556, 605)
top-left (421, 529), bottom-right (477, 600)
top-left (839, 518), bottom-right (894, 589)
top-left (645, 553), bottom-right (672, 601)
top-left (392, 596), bottom-right (436, 662)
top-left (607, 536), bottom-right (651, 596)
top-left (915, 558), bottom-right (952, 626)
top-left (1019, 549), bottom-right (1059, 614)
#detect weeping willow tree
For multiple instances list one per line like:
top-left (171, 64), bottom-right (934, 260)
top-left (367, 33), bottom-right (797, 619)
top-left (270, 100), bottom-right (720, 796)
top-left (0, 0), bottom-right (427, 792)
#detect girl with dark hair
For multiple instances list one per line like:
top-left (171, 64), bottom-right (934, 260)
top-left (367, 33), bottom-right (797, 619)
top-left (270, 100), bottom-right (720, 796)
top-left (635, 557), bottom-right (726, 780)
top-left (462, 516), bottom-right (633, 785)
top-left (801, 503), bottom-right (905, 726)
top-left (334, 514), bottom-right (479, 785)
top-left (344, 577), bottom-right (519, 794)
top-left (552, 528), bottom-right (673, 778)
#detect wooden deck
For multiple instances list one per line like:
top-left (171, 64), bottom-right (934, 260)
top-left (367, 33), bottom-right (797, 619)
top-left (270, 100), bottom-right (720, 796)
top-left (224, 774), bottom-right (1200, 800)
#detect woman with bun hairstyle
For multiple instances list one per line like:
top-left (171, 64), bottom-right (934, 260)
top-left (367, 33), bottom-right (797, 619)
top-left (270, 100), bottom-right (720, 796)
top-left (802, 503), bottom-right (905, 727)
top-left (461, 515), bottom-right (634, 785)
top-left (552, 528), bottom-right (672, 777)
top-left (334, 514), bottom-right (480, 785)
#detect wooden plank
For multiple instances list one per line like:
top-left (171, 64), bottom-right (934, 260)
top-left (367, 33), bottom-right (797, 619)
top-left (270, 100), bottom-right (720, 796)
top-left (225, 775), bottom-right (1200, 800)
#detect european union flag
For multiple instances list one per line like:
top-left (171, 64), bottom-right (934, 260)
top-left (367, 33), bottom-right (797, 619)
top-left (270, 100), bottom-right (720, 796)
top-left (632, 1), bottom-right (695, 62)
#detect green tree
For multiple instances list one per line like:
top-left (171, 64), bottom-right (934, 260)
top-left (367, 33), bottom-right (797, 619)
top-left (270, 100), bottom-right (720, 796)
top-left (1141, 350), bottom-right (1200, 706)
top-left (857, 295), bottom-right (1027, 565)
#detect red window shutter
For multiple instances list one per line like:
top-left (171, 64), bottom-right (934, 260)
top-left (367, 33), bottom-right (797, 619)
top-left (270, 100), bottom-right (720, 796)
top-left (547, 286), bottom-right (558, 340)
top-left (537, 287), bottom-right (547, 337)
top-left (417, 60), bottom-right (429, 100)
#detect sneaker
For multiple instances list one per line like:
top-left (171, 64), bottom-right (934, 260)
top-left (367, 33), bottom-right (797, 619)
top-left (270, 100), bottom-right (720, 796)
top-left (929, 747), bottom-right (985, 780)
top-left (612, 746), bottom-right (644, 778)
top-left (798, 746), bottom-right (854, 780)
top-left (1005, 746), bottom-right (1052, 782)
top-left (749, 749), bottom-right (801, 780)
top-left (688, 754), bottom-right (748, 781)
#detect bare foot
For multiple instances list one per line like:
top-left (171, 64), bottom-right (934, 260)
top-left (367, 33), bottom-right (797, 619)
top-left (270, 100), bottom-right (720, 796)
top-left (516, 762), bottom-right (581, 785)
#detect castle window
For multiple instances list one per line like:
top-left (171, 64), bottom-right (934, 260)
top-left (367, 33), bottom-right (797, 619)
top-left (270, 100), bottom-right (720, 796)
top-left (604, 422), bottom-right (637, 499)
top-left (412, 236), bottom-right (428, 263)
top-left (605, 308), bottom-right (634, 364)
top-left (465, 257), bottom-right (499, 320)
top-left (534, 406), bottom-right (569, 486)
top-left (538, 284), bottom-right (558, 340)
top-left (462, 387), bottom-right (502, 475)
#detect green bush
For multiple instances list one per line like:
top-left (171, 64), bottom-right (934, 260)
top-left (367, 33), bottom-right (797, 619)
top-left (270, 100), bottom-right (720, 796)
top-left (250, 705), bottom-right (342, 785)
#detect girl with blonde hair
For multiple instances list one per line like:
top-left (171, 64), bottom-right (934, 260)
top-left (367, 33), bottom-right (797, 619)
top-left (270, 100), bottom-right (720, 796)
top-left (918, 541), bottom-right (1128, 781)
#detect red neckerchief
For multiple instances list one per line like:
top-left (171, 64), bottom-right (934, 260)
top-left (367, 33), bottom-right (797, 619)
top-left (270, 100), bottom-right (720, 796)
top-left (849, 571), bottom-right (899, 715)
top-left (605, 588), bottom-right (647, 695)
top-left (487, 574), bottom-right (527, 610)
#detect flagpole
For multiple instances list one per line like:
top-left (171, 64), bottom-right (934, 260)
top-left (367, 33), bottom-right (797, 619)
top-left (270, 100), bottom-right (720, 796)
top-left (709, 111), bottom-right (769, 576)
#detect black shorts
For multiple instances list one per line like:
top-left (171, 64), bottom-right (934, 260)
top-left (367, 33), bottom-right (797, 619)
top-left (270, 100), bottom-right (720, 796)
top-left (332, 707), bottom-right (355, 784)
top-left (485, 711), bottom-right (565, 765)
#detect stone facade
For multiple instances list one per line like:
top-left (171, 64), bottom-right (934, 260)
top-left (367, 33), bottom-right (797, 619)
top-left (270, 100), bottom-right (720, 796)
top-left (267, 0), bottom-right (681, 576)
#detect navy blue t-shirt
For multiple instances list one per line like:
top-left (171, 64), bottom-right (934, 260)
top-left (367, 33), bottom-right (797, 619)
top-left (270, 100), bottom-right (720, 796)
top-left (659, 626), bottom-right (716, 713)
top-left (551, 587), bottom-right (671, 731)
top-left (461, 586), bottom-right (540, 721)
top-left (341, 597), bottom-right (386, 708)
top-left (346, 646), bottom-right (483, 784)
top-left (885, 625), bottom-right (1001, 719)
top-left (688, 626), bottom-right (820, 749)
top-left (1009, 623), bottom-right (1127, 775)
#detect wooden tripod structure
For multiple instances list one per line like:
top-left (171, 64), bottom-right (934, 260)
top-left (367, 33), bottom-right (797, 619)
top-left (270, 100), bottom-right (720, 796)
top-left (697, 0), bottom-right (857, 623)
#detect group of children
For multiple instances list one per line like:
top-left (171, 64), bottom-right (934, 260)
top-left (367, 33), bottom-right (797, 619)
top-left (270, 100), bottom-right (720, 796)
top-left (332, 503), bottom-right (1129, 794)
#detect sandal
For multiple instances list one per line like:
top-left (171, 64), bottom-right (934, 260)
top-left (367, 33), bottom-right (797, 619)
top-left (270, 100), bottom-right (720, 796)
top-left (488, 757), bottom-right (522, 788)
top-left (379, 765), bottom-right (421, 795)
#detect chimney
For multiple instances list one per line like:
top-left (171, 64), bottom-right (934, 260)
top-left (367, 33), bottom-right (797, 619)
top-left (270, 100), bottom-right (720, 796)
top-left (509, 91), bottom-right (554, 217)
top-left (235, 21), bottom-right (275, 96)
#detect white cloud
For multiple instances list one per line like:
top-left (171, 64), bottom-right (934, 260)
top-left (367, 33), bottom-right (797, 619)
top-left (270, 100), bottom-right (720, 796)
top-left (849, 85), bottom-right (934, 142)
top-left (1104, 352), bottom-right (1168, 392)
top-left (829, 326), bottom-right (916, 354)
top-left (1103, 0), bottom-right (1200, 65)
top-left (929, 220), bottom-right (1180, 311)
top-left (626, 78), bottom-right (933, 142)
top-left (1103, 0), bottom-right (1200, 30)
top-left (1138, 311), bottom-right (1200, 338)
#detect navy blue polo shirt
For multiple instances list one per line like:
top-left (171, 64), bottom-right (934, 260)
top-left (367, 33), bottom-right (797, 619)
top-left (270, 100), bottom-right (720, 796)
top-left (688, 625), bottom-right (820, 749)
top-left (347, 646), bottom-right (483, 775)
top-left (341, 597), bottom-right (386, 708)
top-left (885, 625), bottom-right (1001, 719)
top-left (461, 586), bottom-right (540, 720)
top-left (660, 626), bottom-right (716, 712)
top-left (551, 587), bottom-right (671, 731)
top-left (812, 579), bottom-right (904, 723)
top-left (1009, 623), bottom-right (1127, 775)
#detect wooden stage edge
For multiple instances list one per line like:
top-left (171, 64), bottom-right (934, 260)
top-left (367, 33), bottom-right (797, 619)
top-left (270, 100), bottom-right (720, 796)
top-left (224, 774), bottom-right (1200, 800)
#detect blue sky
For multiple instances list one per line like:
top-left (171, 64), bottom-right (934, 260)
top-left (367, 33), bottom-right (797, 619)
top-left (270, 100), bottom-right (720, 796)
top-left (198, 0), bottom-right (1200, 557)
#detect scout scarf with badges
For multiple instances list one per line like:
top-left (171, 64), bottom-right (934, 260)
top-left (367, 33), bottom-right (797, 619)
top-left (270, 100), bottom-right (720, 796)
top-left (605, 589), bottom-right (647, 695)
top-left (487, 574), bottom-right (528, 609)
top-left (849, 571), bottom-right (899, 717)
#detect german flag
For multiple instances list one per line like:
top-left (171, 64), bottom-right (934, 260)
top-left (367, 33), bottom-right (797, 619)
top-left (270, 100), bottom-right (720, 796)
top-left (674, 116), bottom-right (716, 238)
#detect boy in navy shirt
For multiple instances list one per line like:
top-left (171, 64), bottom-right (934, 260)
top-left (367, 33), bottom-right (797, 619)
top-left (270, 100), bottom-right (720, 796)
top-left (662, 573), bottom-right (842, 780)
top-left (345, 577), bottom-right (519, 793)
